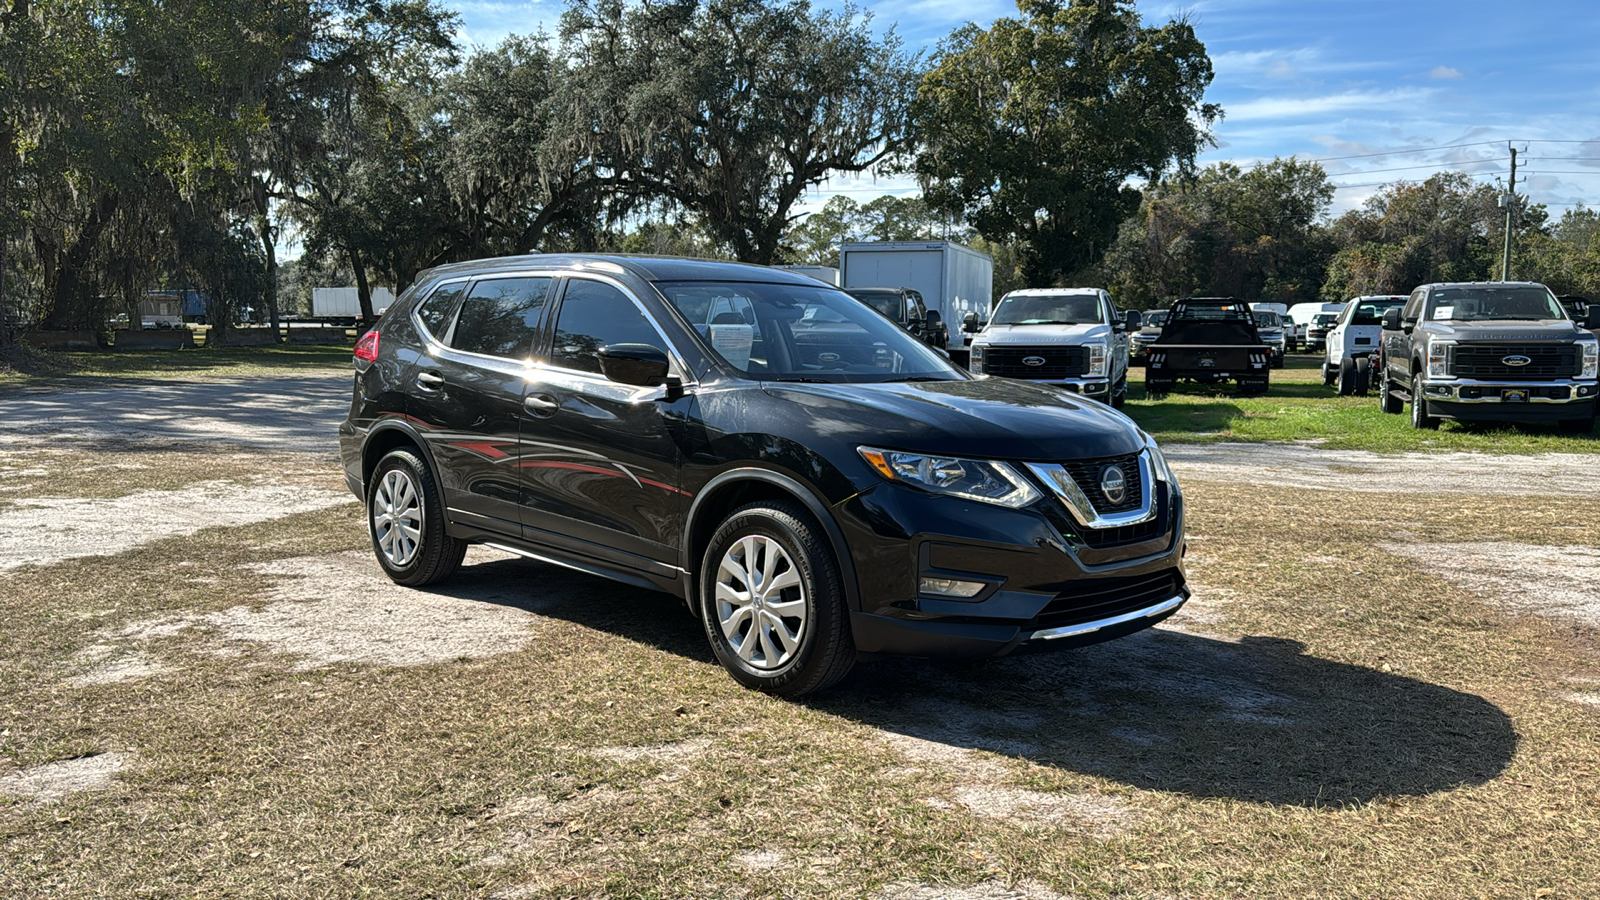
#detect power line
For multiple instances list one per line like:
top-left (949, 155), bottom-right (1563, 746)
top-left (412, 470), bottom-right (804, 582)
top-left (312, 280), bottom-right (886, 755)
top-left (1300, 140), bottom-right (1507, 163)
top-left (1325, 157), bottom-right (1509, 176)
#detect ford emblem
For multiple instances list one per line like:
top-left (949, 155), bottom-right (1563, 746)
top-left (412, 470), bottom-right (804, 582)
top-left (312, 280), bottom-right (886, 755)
top-left (1100, 465), bottom-right (1127, 505)
top-left (818, 352), bottom-right (841, 363)
top-left (1022, 356), bottom-right (1047, 367)
top-left (1502, 354), bottom-right (1532, 367)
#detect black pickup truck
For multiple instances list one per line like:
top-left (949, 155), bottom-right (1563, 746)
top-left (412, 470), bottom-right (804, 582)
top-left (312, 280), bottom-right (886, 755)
top-left (1377, 281), bottom-right (1600, 432)
top-left (1144, 297), bottom-right (1272, 398)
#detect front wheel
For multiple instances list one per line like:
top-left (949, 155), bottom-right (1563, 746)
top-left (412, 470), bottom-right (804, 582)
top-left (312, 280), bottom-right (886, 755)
top-left (1410, 374), bottom-right (1440, 430)
top-left (1323, 362), bottom-right (1337, 387)
top-left (1110, 376), bottom-right (1127, 409)
top-left (1378, 371), bottom-right (1404, 414)
top-left (368, 448), bottom-right (468, 586)
top-left (700, 502), bottom-right (855, 697)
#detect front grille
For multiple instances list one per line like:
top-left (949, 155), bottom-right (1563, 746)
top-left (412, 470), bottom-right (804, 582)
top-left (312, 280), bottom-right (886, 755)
top-left (984, 346), bottom-right (1089, 378)
top-left (1057, 452), bottom-right (1143, 515)
top-left (1449, 344), bottom-right (1579, 379)
top-left (1078, 513), bottom-right (1165, 548)
top-left (1029, 569), bottom-right (1183, 631)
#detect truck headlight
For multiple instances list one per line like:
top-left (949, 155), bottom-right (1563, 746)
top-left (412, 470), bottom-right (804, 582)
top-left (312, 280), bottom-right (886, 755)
top-left (1581, 340), bottom-right (1598, 379)
top-left (1086, 341), bottom-right (1107, 377)
top-left (969, 344), bottom-right (986, 372)
top-left (1426, 339), bottom-right (1453, 378)
top-left (858, 447), bottom-right (1041, 509)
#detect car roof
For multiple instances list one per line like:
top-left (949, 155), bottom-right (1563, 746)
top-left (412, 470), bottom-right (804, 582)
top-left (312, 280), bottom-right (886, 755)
top-left (1001, 288), bottom-right (1102, 297)
top-left (415, 254), bottom-right (828, 286)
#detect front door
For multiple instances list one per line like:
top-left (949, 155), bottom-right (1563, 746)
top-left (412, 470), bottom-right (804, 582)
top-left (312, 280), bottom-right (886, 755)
top-left (518, 276), bottom-right (691, 574)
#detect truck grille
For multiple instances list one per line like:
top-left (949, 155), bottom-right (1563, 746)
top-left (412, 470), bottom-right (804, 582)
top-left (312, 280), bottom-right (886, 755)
top-left (1057, 452), bottom-right (1143, 515)
top-left (984, 346), bottom-right (1089, 378)
top-left (1030, 570), bottom-right (1183, 631)
top-left (1450, 344), bottom-right (1579, 379)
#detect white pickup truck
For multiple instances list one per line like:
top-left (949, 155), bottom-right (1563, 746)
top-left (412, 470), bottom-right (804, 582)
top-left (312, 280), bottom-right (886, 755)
top-left (966, 288), bottom-right (1138, 407)
top-left (1323, 295), bottom-right (1408, 394)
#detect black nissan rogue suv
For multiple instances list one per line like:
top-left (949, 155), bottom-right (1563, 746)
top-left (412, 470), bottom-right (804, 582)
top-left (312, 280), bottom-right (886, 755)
top-left (339, 255), bottom-right (1188, 696)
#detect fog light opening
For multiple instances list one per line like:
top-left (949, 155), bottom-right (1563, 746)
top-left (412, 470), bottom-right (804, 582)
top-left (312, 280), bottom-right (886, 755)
top-left (919, 577), bottom-right (986, 599)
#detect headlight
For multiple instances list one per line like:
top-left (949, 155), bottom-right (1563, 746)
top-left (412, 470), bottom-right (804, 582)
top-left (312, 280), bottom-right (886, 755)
top-left (1142, 432), bottom-right (1178, 489)
top-left (858, 447), bottom-right (1041, 509)
top-left (969, 344), bottom-right (986, 373)
top-left (1581, 340), bottom-right (1598, 379)
top-left (1426, 339), bottom-right (1453, 378)
top-left (1086, 341), bottom-right (1107, 377)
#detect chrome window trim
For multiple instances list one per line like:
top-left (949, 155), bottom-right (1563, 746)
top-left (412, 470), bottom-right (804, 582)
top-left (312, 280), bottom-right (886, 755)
top-left (543, 272), bottom-right (698, 390)
top-left (1026, 451), bottom-right (1158, 530)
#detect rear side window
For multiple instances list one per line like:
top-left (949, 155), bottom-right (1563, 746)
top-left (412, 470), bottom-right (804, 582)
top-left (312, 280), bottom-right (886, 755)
top-left (550, 279), bottom-right (664, 374)
top-left (450, 277), bottom-right (554, 358)
top-left (416, 282), bottom-right (467, 340)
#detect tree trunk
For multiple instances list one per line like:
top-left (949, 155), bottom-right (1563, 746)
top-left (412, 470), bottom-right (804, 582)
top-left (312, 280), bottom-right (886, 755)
top-left (257, 213), bottom-right (280, 337)
top-left (349, 245), bottom-right (375, 326)
top-left (40, 192), bottom-right (118, 330)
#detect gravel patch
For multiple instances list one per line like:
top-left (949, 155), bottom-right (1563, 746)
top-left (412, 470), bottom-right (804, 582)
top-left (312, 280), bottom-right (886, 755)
top-left (953, 786), bottom-right (1133, 834)
top-left (731, 849), bottom-right (787, 872)
top-left (64, 646), bottom-right (173, 687)
top-left (0, 375), bottom-right (350, 454)
top-left (593, 737), bottom-right (715, 763)
top-left (103, 550), bottom-right (540, 672)
top-left (0, 752), bottom-right (134, 804)
top-left (0, 481), bottom-right (352, 572)
top-left (1378, 542), bottom-right (1600, 628)
top-left (1166, 443), bottom-right (1600, 496)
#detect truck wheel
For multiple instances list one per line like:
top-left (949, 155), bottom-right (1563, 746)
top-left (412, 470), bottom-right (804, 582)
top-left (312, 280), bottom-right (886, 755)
top-left (1145, 378), bottom-right (1173, 399)
top-left (1559, 415), bottom-right (1596, 434)
top-left (1410, 374), bottom-right (1440, 430)
top-left (1323, 363), bottom-right (1336, 387)
top-left (368, 449), bottom-right (469, 587)
top-left (700, 501), bottom-right (855, 697)
top-left (1354, 357), bottom-right (1372, 396)
top-left (1111, 376), bottom-right (1127, 409)
top-left (1336, 357), bottom-right (1357, 395)
top-left (1378, 372), bottom-right (1404, 414)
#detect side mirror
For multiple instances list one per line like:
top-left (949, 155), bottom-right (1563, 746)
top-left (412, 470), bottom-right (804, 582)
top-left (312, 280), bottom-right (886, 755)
top-left (1124, 309), bottom-right (1141, 331)
top-left (962, 311), bottom-right (980, 333)
top-left (924, 309), bottom-right (943, 334)
top-left (598, 343), bottom-right (672, 388)
top-left (1381, 308), bottom-right (1402, 330)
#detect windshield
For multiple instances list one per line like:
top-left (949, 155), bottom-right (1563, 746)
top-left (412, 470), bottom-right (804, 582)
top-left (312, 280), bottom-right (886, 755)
top-left (1253, 311), bottom-right (1282, 327)
top-left (1143, 311), bottom-right (1168, 327)
top-left (655, 281), bottom-right (962, 383)
top-left (1313, 314), bottom-right (1337, 327)
top-left (990, 293), bottom-right (1103, 326)
top-left (1426, 286), bottom-right (1564, 321)
top-left (1350, 298), bottom-right (1405, 326)
top-left (843, 289), bottom-right (901, 319)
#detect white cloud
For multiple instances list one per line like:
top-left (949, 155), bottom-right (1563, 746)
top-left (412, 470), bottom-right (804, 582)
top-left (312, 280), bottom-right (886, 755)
top-left (1222, 88), bottom-right (1435, 122)
top-left (1429, 66), bottom-right (1464, 79)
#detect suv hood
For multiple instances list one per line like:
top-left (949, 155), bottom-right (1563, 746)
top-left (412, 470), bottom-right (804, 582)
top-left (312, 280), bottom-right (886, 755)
top-left (1421, 319), bottom-right (1591, 341)
top-left (758, 377), bottom-right (1143, 461)
top-left (973, 323), bottom-right (1110, 346)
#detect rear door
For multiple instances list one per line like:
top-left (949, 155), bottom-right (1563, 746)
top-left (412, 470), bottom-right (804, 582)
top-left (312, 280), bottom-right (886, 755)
top-left (408, 275), bottom-right (555, 535)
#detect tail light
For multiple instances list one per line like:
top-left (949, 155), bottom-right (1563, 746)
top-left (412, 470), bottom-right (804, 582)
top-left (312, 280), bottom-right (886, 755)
top-left (354, 329), bottom-right (380, 363)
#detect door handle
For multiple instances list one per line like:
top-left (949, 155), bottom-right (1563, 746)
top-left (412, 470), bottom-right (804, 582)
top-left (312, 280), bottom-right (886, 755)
top-left (416, 370), bottom-right (444, 388)
top-left (523, 393), bottom-right (559, 416)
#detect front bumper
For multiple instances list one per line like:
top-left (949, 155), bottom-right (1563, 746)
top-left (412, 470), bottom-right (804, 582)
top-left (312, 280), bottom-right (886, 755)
top-left (833, 477), bottom-right (1187, 660)
top-left (1418, 377), bottom-right (1598, 421)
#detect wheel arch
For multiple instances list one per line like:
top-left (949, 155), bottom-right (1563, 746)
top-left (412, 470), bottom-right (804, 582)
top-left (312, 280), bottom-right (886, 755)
top-left (682, 468), bottom-right (861, 619)
top-left (361, 419), bottom-right (440, 498)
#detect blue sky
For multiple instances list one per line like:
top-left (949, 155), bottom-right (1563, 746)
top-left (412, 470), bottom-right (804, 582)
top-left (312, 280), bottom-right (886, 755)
top-left (449, 0), bottom-right (1600, 221)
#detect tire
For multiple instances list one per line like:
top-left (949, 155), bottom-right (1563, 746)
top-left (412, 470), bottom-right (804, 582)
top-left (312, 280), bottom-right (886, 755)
top-left (1410, 373), bottom-right (1440, 430)
top-left (1354, 357), bottom-right (1372, 396)
top-left (1271, 353), bottom-right (1284, 369)
top-left (1559, 415), bottom-right (1596, 434)
top-left (1110, 376), bottom-right (1127, 409)
top-left (368, 448), bottom-right (468, 587)
top-left (699, 501), bottom-right (855, 697)
top-left (1378, 371), bottom-right (1404, 414)
top-left (1323, 363), bottom-right (1336, 387)
top-left (1145, 378), bottom-right (1173, 399)
top-left (1336, 357), bottom-right (1357, 395)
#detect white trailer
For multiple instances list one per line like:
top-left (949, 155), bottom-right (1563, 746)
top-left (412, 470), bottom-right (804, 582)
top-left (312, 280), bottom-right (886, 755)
top-left (839, 241), bottom-right (993, 364)
top-left (773, 265), bottom-right (840, 285)
top-left (311, 286), bottom-right (396, 325)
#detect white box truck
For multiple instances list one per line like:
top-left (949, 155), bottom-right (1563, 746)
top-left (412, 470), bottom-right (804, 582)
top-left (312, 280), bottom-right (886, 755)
top-left (311, 286), bottom-right (396, 325)
top-left (773, 265), bottom-right (840, 285)
top-left (839, 241), bottom-right (993, 366)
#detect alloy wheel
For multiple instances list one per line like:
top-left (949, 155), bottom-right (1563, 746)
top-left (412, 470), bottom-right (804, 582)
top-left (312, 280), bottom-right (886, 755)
top-left (373, 468), bottom-right (423, 567)
top-left (714, 535), bottom-right (807, 671)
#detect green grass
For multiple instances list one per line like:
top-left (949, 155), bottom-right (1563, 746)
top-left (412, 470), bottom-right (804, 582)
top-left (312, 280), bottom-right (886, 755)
top-left (1123, 354), bottom-right (1600, 454)
top-left (0, 344), bottom-right (354, 391)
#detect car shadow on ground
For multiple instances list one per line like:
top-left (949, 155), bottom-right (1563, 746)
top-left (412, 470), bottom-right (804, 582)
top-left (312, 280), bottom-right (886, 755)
top-left (454, 556), bottom-right (1517, 808)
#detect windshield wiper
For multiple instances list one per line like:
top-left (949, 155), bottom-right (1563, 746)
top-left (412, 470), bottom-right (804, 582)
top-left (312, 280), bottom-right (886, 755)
top-left (878, 375), bottom-right (951, 383)
top-left (770, 376), bottom-right (834, 383)
top-left (1014, 319), bottom-right (1081, 325)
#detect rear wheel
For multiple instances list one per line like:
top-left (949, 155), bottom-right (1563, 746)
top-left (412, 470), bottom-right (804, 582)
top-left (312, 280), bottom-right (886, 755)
top-left (700, 501), bottom-right (855, 697)
top-left (1410, 373), bottom-right (1440, 430)
top-left (368, 448), bottom-right (468, 586)
top-left (1145, 378), bottom-right (1174, 399)
top-left (1336, 357), bottom-right (1357, 395)
top-left (1353, 357), bottom-right (1372, 396)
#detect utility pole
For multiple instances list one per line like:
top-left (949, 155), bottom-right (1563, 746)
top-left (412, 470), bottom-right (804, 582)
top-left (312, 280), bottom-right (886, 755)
top-left (1500, 145), bottom-right (1518, 281)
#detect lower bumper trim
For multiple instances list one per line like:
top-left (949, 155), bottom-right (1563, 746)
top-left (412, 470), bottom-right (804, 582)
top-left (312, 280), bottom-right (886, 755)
top-left (1024, 593), bottom-right (1187, 641)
